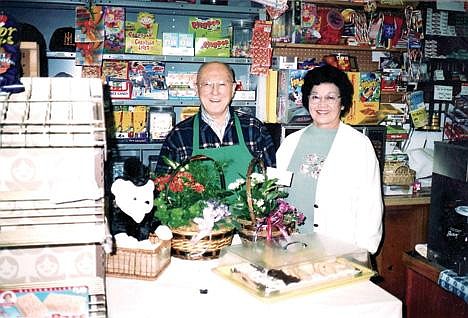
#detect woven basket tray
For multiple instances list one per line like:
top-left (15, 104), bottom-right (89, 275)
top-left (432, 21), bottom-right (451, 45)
top-left (383, 161), bottom-right (416, 186)
top-left (106, 234), bottom-right (171, 280)
top-left (171, 223), bottom-right (234, 260)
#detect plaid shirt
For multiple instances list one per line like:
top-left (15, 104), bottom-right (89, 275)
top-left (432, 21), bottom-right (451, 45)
top-left (155, 109), bottom-right (276, 174)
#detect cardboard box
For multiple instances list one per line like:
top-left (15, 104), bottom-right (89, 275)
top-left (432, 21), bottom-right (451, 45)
top-left (194, 37), bottom-right (230, 57)
top-left (20, 42), bottom-right (40, 77)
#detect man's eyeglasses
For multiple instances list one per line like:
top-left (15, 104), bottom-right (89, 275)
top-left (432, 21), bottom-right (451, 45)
top-left (197, 80), bottom-right (234, 92)
top-left (309, 94), bottom-right (341, 105)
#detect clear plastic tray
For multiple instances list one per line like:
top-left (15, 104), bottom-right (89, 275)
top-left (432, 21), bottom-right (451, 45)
top-left (213, 233), bottom-right (375, 300)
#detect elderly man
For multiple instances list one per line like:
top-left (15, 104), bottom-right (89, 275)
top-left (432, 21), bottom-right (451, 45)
top-left (155, 61), bottom-right (276, 184)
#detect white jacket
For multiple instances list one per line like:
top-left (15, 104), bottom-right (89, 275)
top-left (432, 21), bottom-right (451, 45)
top-left (277, 122), bottom-right (383, 254)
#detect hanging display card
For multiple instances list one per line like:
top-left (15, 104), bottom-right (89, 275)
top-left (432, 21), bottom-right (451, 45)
top-left (103, 7), bottom-right (125, 53)
top-left (125, 12), bottom-right (161, 55)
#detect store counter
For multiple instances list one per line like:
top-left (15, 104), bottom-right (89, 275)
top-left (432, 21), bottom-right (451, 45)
top-left (402, 252), bottom-right (468, 318)
top-left (374, 190), bottom-right (432, 299)
top-left (106, 257), bottom-right (402, 318)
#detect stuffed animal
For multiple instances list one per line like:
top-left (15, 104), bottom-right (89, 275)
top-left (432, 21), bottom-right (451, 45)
top-left (110, 157), bottom-right (160, 243)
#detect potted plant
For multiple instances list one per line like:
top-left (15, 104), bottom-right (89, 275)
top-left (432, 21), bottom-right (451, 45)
top-left (226, 158), bottom-right (305, 242)
top-left (153, 155), bottom-right (234, 260)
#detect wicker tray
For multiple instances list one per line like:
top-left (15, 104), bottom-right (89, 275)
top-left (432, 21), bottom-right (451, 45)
top-left (383, 161), bottom-right (416, 186)
top-left (171, 223), bottom-right (234, 260)
top-left (106, 234), bottom-right (171, 280)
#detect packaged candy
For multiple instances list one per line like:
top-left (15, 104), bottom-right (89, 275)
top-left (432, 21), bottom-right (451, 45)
top-left (0, 11), bottom-right (24, 94)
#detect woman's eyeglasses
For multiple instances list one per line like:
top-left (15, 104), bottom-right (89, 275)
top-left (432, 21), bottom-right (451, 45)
top-left (309, 94), bottom-right (341, 105)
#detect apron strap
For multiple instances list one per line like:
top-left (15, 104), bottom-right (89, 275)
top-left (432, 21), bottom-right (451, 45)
top-left (193, 113), bottom-right (201, 151)
top-left (193, 112), bottom-right (245, 150)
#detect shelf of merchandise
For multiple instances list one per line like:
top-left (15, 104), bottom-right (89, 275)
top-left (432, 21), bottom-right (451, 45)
top-left (47, 52), bottom-right (252, 64)
top-left (273, 43), bottom-right (407, 72)
top-left (305, 0), bottom-right (412, 10)
top-left (2, 0), bottom-right (262, 18)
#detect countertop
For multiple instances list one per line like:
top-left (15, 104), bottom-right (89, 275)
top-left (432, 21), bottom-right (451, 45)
top-left (384, 188), bottom-right (431, 207)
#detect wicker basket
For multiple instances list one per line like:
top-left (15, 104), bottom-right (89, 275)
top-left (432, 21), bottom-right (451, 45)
top-left (171, 223), bottom-right (234, 260)
top-left (238, 158), bottom-right (289, 243)
top-left (164, 155), bottom-right (234, 260)
top-left (383, 161), bottom-right (416, 186)
top-left (106, 234), bottom-right (171, 280)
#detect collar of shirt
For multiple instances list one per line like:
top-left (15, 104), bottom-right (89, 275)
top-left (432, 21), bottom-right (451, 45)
top-left (200, 107), bottom-right (231, 142)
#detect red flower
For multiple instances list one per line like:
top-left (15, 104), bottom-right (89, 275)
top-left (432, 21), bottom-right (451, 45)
top-left (154, 171), bottom-right (205, 194)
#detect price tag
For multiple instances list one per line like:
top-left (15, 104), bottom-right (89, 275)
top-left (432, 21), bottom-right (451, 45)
top-left (434, 85), bottom-right (453, 101)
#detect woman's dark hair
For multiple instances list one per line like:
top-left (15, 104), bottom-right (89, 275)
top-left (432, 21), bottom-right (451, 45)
top-left (301, 65), bottom-right (354, 116)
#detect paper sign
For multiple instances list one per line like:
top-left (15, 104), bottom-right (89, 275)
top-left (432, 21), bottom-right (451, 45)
top-left (434, 85), bottom-right (453, 101)
top-left (266, 167), bottom-right (293, 187)
top-left (461, 83), bottom-right (468, 96)
top-left (436, 0), bottom-right (465, 12)
top-left (410, 106), bottom-right (428, 128)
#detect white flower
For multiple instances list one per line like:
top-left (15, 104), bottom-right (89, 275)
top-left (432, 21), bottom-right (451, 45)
top-left (228, 178), bottom-right (245, 190)
top-left (254, 198), bottom-right (264, 208)
top-left (250, 173), bottom-right (265, 185)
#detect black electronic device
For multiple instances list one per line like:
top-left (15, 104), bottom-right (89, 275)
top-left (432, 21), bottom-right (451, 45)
top-left (427, 141), bottom-right (468, 275)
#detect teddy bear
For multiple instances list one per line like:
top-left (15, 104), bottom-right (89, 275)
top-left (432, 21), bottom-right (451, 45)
top-left (109, 157), bottom-right (161, 245)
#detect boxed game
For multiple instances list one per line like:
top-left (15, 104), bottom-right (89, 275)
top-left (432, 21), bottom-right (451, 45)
top-left (277, 69), bottom-right (311, 124)
top-left (214, 233), bottom-right (374, 299)
top-left (162, 33), bottom-right (194, 56)
top-left (113, 105), bottom-right (149, 143)
top-left (195, 37), bottom-right (230, 57)
top-left (188, 17), bottom-right (222, 38)
top-left (128, 61), bottom-right (168, 99)
top-left (343, 72), bottom-right (381, 125)
top-left (166, 72), bottom-right (197, 98)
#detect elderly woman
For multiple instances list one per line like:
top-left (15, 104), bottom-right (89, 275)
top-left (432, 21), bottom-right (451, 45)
top-left (276, 65), bottom-right (383, 254)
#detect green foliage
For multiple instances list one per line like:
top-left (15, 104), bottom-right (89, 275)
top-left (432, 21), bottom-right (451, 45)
top-left (226, 173), bottom-right (289, 222)
top-left (153, 157), bottom-right (231, 228)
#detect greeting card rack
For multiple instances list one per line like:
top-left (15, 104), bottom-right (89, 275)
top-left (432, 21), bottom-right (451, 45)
top-left (0, 77), bottom-right (109, 317)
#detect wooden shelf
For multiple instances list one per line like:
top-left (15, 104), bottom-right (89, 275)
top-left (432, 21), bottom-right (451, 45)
top-left (273, 43), bottom-right (406, 53)
top-left (273, 43), bottom-right (406, 72)
top-left (303, 0), bottom-right (411, 9)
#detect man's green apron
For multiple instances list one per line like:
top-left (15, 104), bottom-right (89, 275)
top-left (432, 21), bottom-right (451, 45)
top-left (192, 113), bottom-right (253, 186)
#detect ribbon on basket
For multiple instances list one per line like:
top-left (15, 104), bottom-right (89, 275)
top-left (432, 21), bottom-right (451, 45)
top-left (255, 199), bottom-right (295, 240)
top-left (191, 200), bottom-right (230, 243)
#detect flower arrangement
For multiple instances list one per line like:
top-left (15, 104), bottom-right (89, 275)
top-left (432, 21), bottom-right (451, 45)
top-left (153, 156), bottom-right (232, 239)
top-left (227, 162), bottom-right (305, 241)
